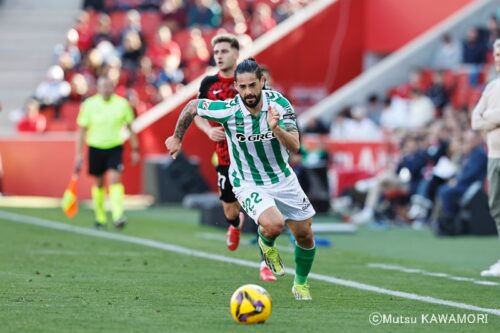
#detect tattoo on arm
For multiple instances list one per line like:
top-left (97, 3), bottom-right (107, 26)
top-left (174, 100), bottom-right (198, 140)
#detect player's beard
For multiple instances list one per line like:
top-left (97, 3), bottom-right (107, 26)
top-left (242, 91), bottom-right (262, 108)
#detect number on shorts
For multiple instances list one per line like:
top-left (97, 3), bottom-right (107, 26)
top-left (241, 192), bottom-right (262, 213)
top-left (250, 192), bottom-right (262, 203)
top-left (218, 172), bottom-right (227, 190)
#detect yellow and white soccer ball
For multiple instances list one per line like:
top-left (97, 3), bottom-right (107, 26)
top-left (229, 284), bottom-right (272, 324)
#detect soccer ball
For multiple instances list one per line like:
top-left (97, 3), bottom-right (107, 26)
top-left (229, 284), bottom-right (272, 324)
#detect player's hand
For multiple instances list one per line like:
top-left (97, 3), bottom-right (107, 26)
top-left (207, 127), bottom-right (225, 141)
top-left (267, 106), bottom-right (280, 130)
top-left (165, 136), bottom-right (181, 159)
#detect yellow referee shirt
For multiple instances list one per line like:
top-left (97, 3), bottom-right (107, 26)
top-left (77, 94), bottom-right (134, 149)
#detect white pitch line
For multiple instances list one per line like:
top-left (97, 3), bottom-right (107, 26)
top-left (195, 232), bottom-right (294, 253)
top-left (368, 263), bottom-right (500, 287)
top-left (1, 210), bottom-right (500, 317)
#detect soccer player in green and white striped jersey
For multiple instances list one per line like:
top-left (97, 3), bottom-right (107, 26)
top-left (166, 59), bottom-right (316, 300)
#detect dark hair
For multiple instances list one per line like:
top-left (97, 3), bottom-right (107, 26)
top-left (211, 34), bottom-right (240, 50)
top-left (235, 58), bottom-right (263, 81)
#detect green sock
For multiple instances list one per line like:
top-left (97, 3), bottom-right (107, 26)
top-left (109, 183), bottom-right (125, 221)
top-left (294, 243), bottom-right (316, 285)
top-left (92, 186), bottom-right (107, 224)
top-left (258, 228), bottom-right (275, 247)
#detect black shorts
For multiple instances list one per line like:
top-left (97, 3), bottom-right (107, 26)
top-left (216, 165), bottom-right (237, 203)
top-left (88, 145), bottom-right (124, 176)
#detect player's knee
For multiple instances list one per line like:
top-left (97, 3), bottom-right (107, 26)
top-left (294, 229), bottom-right (314, 248)
top-left (261, 221), bottom-right (284, 238)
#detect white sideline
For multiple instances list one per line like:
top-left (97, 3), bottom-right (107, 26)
top-left (368, 263), bottom-right (500, 287)
top-left (1, 210), bottom-right (499, 317)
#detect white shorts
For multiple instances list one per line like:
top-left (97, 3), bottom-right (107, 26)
top-left (233, 173), bottom-right (316, 224)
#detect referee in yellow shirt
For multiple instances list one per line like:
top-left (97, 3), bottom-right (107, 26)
top-left (74, 77), bottom-right (140, 229)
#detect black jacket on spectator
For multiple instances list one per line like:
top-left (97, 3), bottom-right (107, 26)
top-left (397, 149), bottom-right (428, 196)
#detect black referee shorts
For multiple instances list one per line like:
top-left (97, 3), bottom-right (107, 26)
top-left (216, 165), bottom-right (237, 203)
top-left (88, 145), bottom-right (124, 176)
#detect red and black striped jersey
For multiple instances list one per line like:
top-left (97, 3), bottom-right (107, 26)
top-left (198, 72), bottom-right (238, 166)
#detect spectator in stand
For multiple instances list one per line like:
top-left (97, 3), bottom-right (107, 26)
top-left (249, 3), bottom-right (276, 39)
top-left (348, 106), bottom-right (382, 140)
top-left (275, 0), bottom-right (306, 23)
top-left (408, 130), bottom-right (458, 226)
top-left (155, 54), bottom-right (184, 87)
top-left (434, 130), bottom-right (487, 234)
top-left (83, 0), bottom-right (105, 11)
top-left (92, 13), bottom-right (114, 47)
top-left (58, 50), bottom-right (78, 75)
top-left (407, 88), bottom-right (435, 129)
top-left (80, 47), bottom-right (105, 80)
top-left (392, 69), bottom-right (427, 98)
top-left (54, 29), bottom-right (81, 69)
top-left (119, 30), bottom-right (144, 70)
top-left (69, 73), bottom-right (91, 101)
top-left (139, 0), bottom-right (162, 11)
top-left (221, 0), bottom-right (247, 35)
top-left (426, 71), bottom-right (449, 115)
top-left (187, 0), bottom-right (222, 28)
top-left (366, 94), bottom-right (382, 126)
top-left (302, 116), bottom-right (329, 134)
top-left (34, 65), bottom-right (71, 119)
top-left (463, 26), bottom-right (487, 65)
top-left (134, 56), bottom-right (158, 103)
top-left (182, 28), bottom-right (210, 81)
top-left (16, 99), bottom-right (46, 133)
top-left (485, 15), bottom-right (500, 53)
top-left (147, 26), bottom-right (181, 69)
top-left (74, 10), bottom-right (93, 53)
top-left (330, 106), bottom-right (381, 141)
top-left (351, 135), bottom-right (428, 224)
top-left (126, 88), bottom-right (150, 116)
top-left (157, 81), bottom-right (174, 102)
top-left (160, 0), bottom-right (187, 32)
top-left (432, 34), bottom-right (462, 70)
top-left (118, 10), bottom-right (146, 52)
top-left (380, 96), bottom-right (408, 130)
top-left (329, 107), bottom-right (354, 139)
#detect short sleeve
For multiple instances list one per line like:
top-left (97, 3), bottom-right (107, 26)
top-left (196, 99), bottom-right (233, 124)
top-left (273, 93), bottom-right (296, 129)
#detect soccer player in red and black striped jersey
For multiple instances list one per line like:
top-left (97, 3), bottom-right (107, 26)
top-left (194, 34), bottom-right (276, 281)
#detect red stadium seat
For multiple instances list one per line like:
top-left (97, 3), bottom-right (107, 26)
top-left (110, 11), bottom-right (127, 35)
top-left (140, 12), bottom-right (161, 41)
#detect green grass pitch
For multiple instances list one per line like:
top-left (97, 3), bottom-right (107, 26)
top-left (0, 205), bottom-right (499, 333)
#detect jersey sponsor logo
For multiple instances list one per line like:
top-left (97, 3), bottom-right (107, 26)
top-left (283, 113), bottom-right (296, 120)
top-left (201, 100), bottom-right (211, 110)
top-left (236, 131), bottom-right (275, 142)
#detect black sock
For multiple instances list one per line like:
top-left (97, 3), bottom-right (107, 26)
top-left (227, 216), bottom-right (240, 228)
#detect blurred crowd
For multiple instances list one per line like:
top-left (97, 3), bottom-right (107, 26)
top-left (17, 0), bottom-right (313, 132)
top-left (300, 16), bottom-right (500, 231)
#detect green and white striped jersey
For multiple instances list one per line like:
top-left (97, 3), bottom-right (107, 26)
top-left (196, 90), bottom-right (296, 187)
